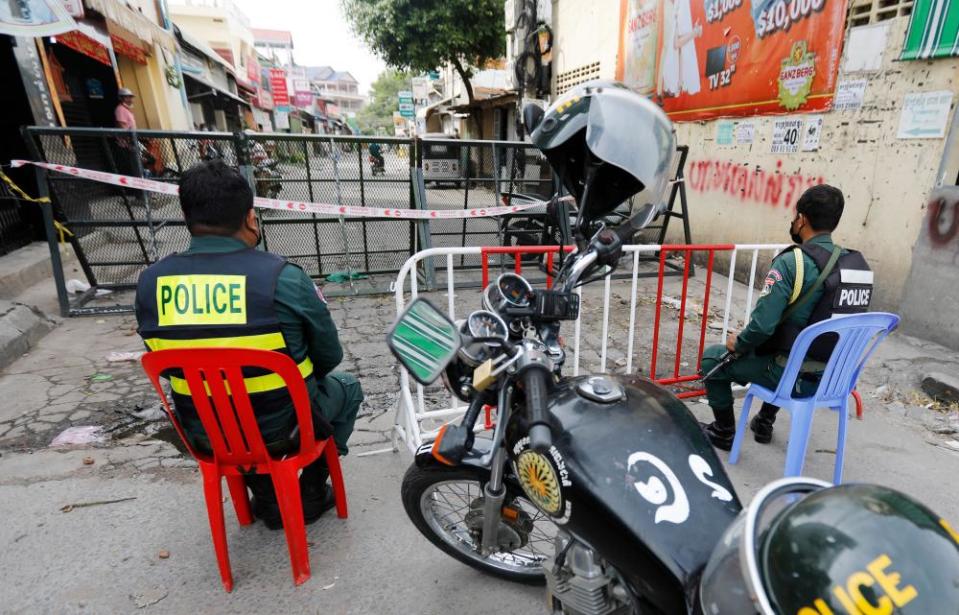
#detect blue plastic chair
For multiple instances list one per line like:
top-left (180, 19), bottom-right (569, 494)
top-left (729, 312), bottom-right (900, 484)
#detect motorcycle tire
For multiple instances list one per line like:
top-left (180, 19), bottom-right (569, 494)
top-left (401, 463), bottom-right (554, 585)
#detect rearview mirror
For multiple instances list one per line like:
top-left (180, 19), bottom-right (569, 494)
top-left (387, 298), bottom-right (461, 385)
top-left (523, 103), bottom-right (545, 133)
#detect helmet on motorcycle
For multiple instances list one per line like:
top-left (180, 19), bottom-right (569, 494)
top-left (699, 478), bottom-right (959, 614)
top-left (530, 80), bottom-right (675, 222)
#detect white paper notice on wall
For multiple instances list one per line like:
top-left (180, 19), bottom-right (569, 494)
top-left (802, 116), bottom-right (824, 151)
top-left (897, 91), bottom-right (954, 139)
top-left (735, 121), bottom-right (755, 144)
top-left (842, 23), bottom-right (889, 73)
top-left (834, 79), bottom-right (868, 111)
top-left (771, 118), bottom-right (803, 154)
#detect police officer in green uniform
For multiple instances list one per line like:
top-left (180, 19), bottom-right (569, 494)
top-left (701, 185), bottom-right (851, 450)
top-left (135, 160), bottom-right (362, 529)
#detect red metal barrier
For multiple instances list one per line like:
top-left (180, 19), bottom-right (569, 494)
top-left (651, 244), bottom-right (735, 399)
top-left (480, 245), bottom-right (575, 289)
top-left (476, 243), bottom-right (739, 401)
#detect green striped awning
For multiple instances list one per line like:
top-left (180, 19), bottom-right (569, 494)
top-left (901, 0), bottom-right (959, 60)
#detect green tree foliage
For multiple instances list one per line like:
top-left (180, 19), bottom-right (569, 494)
top-left (357, 69), bottom-right (414, 134)
top-left (342, 0), bottom-right (505, 135)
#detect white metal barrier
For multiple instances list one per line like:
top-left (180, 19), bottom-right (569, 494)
top-left (390, 243), bottom-right (787, 453)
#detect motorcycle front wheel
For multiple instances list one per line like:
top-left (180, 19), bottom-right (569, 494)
top-left (401, 464), bottom-right (557, 584)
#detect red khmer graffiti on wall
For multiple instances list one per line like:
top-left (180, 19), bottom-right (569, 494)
top-left (686, 159), bottom-right (826, 209)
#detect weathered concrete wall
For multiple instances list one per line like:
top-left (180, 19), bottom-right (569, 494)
top-left (673, 16), bottom-right (958, 310)
top-left (550, 2), bottom-right (959, 310)
top-left (900, 186), bottom-right (959, 348)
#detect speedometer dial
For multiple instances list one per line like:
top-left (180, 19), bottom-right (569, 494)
top-left (497, 273), bottom-right (533, 307)
top-left (466, 310), bottom-right (508, 340)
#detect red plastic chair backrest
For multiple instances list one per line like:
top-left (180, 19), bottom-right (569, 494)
top-left (141, 348), bottom-right (315, 466)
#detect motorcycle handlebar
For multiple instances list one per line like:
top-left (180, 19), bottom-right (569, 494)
top-left (523, 367), bottom-right (552, 452)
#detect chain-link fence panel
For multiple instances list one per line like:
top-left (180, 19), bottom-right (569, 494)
top-left (23, 127), bottom-right (419, 314)
top-left (418, 138), bottom-right (557, 275)
top-left (248, 134), bottom-right (417, 292)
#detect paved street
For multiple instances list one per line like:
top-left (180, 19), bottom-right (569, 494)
top-left (1, 267), bottom-right (958, 614)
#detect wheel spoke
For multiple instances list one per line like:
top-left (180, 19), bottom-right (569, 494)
top-left (419, 478), bottom-right (557, 576)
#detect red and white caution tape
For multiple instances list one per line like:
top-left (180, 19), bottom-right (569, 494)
top-left (11, 160), bottom-right (543, 220)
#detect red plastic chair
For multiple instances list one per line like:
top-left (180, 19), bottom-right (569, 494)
top-left (141, 348), bottom-right (347, 591)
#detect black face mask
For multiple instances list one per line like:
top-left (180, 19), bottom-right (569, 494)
top-left (789, 214), bottom-right (803, 244)
top-left (790, 226), bottom-right (803, 244)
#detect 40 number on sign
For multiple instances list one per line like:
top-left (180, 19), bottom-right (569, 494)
top-left (771, 118), bottom-right (803, 154)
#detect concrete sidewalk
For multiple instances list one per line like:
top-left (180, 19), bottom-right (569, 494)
top-left (1, 274), bottom-right (958, 613)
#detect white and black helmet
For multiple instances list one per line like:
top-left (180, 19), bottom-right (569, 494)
top-left (530, 80), bottom-right (675, 224)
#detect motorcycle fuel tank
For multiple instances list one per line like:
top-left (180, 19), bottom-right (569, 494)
top-left (507, 375), bottom-right (742, 614)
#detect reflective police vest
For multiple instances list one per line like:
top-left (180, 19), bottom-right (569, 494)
top-left (135, 248), bottom-right (313, 423)
top-left (762, 242), bottom-right (873, 362)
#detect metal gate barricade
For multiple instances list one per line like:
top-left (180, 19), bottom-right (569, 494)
top-left (21, 126), bottom-right (698, 318)
top-left (247, 133), bottom-right (418, 295)
top-left (22, 127), bottom-right (420, 315)
top-left (391, 242), bottom-right (788, 452)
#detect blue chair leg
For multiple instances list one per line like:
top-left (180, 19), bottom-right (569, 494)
top-left (834, 399), bottom-right (849, 485)
top-left (783, 404), bottom-right (815, 477)
top-left (729, 392), bottom-right (754, 465)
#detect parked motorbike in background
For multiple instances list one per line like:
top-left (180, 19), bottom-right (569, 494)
top-left (386, 83), bottom-right (959, 614)
top-left (251, 143), bottom-right (282, 199)
top-left (138, 141), bottom-right (178, 180)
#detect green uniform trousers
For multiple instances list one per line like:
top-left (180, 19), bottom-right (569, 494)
top-left (314, 372), bottom-right (363, 456)
top-left (701, 345), bottom-right (817, 427)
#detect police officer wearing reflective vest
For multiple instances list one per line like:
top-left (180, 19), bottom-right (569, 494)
top-left (135, 160), bottom-right (363, 529)
top-left (700, 185), bottom-right (873, 450)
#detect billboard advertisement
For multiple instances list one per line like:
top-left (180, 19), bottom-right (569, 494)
top-left (616, 0), bottom-right (848, 120)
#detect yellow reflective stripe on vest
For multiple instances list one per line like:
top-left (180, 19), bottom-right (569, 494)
top-left (144, 332), bottom-right (287, 352)
top-left (789, 248), bottom-right (805, 304)
top-left (168, 356), bottom-right (314, 396)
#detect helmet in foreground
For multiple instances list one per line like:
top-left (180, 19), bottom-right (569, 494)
top-left (530, 81), bottom-right (675, 223)
top-left (700, 478), bottom-right (959, 614)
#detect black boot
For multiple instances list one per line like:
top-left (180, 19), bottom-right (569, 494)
top-left (246, 473), bottom-right (284, 530)
top-left (299, 459), bottom-right (337, 525)
top-left (750, 403), bottom-right (778, 444)
top-left (700, 422), bottom-right (735, 451)
top-left (246, 463), bottom-right (336, 531)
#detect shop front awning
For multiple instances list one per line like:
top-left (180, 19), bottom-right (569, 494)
top-left (184, 73), bottom-right (251, 108)
top-left (83, 0), bottom-right (177, 53)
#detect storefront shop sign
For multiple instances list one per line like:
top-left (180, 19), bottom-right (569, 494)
top-left (11, 36), bottom-right (58, 126)
top-left (110, 34), bottom-right (147, 64)
top-left (56, 29), bottom-right (112, 66)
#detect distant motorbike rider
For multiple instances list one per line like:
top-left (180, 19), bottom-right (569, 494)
top-left (368, 141), bottom-right (384, 171)
top-left (701, 184), bottom-right (873, 450)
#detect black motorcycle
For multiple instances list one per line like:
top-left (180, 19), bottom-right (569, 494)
top-left (386, 82), bottom-right (959, 614)
top-left (389, 192), bottom-right (745, 612)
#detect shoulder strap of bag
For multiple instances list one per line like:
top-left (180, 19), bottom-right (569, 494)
top-left (780, 245), bottom-right (842, 324)
top-left (788, 247), bottom-right (804, 304)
